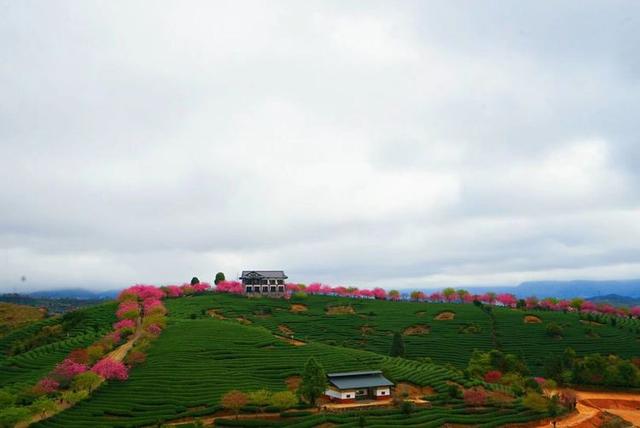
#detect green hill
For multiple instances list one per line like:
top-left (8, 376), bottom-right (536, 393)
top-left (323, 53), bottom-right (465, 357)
top-left (3, 293), bottom-right (639, 426)
top-left (163, 293), bottom-right (640, 374)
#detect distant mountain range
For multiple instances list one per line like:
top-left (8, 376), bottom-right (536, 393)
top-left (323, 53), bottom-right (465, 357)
top-left (5, 278), bottom-right (640, 303)
top-left (26, 288), bottom-right (119, 299)
top-left (586, 294), bottom-right (640, 307)
top-left (0, 290), bottom-right (116, 314)
top-left (419, 279), bottom-right (640, 300)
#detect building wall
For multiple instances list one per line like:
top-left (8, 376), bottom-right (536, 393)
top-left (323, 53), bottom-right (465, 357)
top-left (375, 387), bottom-right (391, 399)
top-left (325, 388), bottom-right (356, 401)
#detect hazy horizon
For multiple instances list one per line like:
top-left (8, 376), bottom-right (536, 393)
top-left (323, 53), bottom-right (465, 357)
top-left (2, 1), bottom-right (640, 292)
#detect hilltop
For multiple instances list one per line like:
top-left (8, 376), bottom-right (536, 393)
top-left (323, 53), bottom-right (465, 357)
top-left (2, 286), bottom-right (639, 427)
top-left (0, 303), bottom-right (46, 339)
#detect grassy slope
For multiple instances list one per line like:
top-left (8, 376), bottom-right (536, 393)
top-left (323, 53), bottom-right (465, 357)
top-left (0, 302), bottom-right (116, 390)
top-left (18, 293), bottom-right (640, 427)
top-left (0, 302), bottom-right (45, 338)
top-left (34, 317), bottom-right (473, 427)
top-left (164, 294), bottom-right (640, 374)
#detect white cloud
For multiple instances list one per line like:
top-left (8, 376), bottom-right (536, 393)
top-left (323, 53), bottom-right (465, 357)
top-left (1, 1), bottom-right (639, 291)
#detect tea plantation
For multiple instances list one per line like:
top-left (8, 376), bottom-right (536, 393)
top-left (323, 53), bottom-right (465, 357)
top-left (162, 293), bottom-right (640, 373)
top-left (0, 302), bottom-right (116, 390)
top-left (8, 293), bottom-right (640, 426)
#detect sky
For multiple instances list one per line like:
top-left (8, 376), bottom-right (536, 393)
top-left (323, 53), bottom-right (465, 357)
top-left (1, 1), bottom-right (640, 292)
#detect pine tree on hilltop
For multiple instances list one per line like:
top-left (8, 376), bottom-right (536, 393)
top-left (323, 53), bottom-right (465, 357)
top-left (299, 357), bottom-right (327, 407)
top-left (390, 332), bottom-right (405, 357)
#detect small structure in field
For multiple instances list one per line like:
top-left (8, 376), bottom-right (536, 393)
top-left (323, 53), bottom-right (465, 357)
top-left (241, 270), bottom-right (287, 297)
top-left (325, 371), bottom-right (393, 403)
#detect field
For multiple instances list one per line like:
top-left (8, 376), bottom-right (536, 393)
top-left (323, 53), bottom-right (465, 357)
top-left (162, 294), bottom-right (640, 373)
top-left (4, 293), bottom-right (640, 426)
top-left (0, 302), bottom-right (116, 391)
top-left (0, 303), bottom-right (45, 338)
top-left (34, 317), bottom-right (538, 428)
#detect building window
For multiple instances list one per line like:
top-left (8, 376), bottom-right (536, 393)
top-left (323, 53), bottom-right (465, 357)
top-left (245, 286), bottom-right (252, 293)
top-left (278, 286), bottom-right (284, 292)
top-left (261, 279), bottom-right (267, 285)
top-left (277, 279), bottom-right (284, 285)
top-left (262, 286), bottom-right (269, 293)
top-left (269, 279), bottom-right (276, 285)
top-left (380, 391), bottom-right (386, 395)
top-left (270, 286), bottom-right (276, 292)
top-left (345, 394), bottom-right (352, 398)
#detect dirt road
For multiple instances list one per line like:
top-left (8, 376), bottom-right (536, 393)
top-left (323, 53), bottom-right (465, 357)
top-left (537, 389), bottom-right (640, 427)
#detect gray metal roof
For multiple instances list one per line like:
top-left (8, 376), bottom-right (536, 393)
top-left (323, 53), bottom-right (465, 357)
top-left (327, 371), bottom-right (393, 389)
top-left (240, 270), bottom-right (288, 279)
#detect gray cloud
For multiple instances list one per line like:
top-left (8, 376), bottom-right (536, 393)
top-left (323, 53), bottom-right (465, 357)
top-left (1, 0), bottom-right (639, 291)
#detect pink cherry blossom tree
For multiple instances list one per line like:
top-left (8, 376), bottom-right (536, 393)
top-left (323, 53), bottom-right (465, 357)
top-left (91, 358), bottom-right (128, 381)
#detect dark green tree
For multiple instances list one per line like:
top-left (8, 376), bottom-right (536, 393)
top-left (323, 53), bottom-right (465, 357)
top-left (214, 272), bottom-right (226, 285)
top-left (390, 332), bottom-right (405, 357)
top-left (298, 357), bottom-right (327, 406)
top-left (190, 277), bottom-right (200, 285)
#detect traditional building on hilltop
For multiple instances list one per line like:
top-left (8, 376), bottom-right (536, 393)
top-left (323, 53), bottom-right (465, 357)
top-left (240, 270), bottom-right (287, 297)
top-left (325, 371), bottom-right (394, 403)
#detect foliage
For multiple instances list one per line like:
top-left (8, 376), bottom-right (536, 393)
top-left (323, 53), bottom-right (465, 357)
top-left (91, 358), bottom-right (128, 381)
top-left (215, 272), bottom-right (226, 285)
top-left (270, 391), bottom-right (297, 409)
top-left (191, 277), bottom-right (200, 285)
top-left (33, 378), bottom-right (59, 395)
top-left (484, 370), bottom-right (502, 383)
top-left (51, 358), bottom-right (88, 382)
top-left (298, 357), bottom-right (327, 406)
top-left (463, 387), bottom-right (487, 407)
top-left (522, 391), bottom-right (549, 412)
top-left (0, 406), bottom-right (30, 428)
top-left (60, 390), bottom-right (88, 405)
top-left (247, 389), bottom-right (272, 406)
top-left (29, 397), bottom-right (57, 417)
top-left (545, 322), bottom-right (564, 338)
top-left (71, 372), bottom-right (103, 392)
top-left (221, 390), bottom-right (247, 418)
top-left (390, 332), bottom-right (405, 357)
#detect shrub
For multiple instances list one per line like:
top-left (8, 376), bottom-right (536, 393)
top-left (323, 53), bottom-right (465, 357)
top-left (546, 322), bottom-right (564, 338)
top-left (86, 344), bottom-right (106, 364)
top-left (522, 392), bottom-right (549, 412)
top-left (0, 391), bottom-right (15, 409)
top-left (67, 348), bottom-right (90, 365)
top-left (270, 391), bottom-right (297, 409)
top-left (400, 400), bottom-right (415, 414)
top-left (125, 350), bottom-right (146, 366)
top-left (71, 372), bottom-right (103, 392)
top-left (247, 389), bottom-right (272, 406)
top-left (0, 406), bottom-right (31, 427)
top-left (221, 390), bottom-right (248, 419)
top-left (463, 387), bottom-right (487, 407)
top-left (29, 397), bottom-right (57, 417)
top-left (484, 370), bottom-right (503, 383)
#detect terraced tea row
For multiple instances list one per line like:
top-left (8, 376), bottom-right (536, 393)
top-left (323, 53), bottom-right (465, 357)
top-left (34, 318), bottom-right (470, 427)
top-left (163, 294), bottom-right (640, 373)
top-left (0, 302), bottom-right (117, 389)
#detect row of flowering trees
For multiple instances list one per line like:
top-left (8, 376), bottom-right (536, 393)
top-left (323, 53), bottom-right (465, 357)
top-left (19, 282), bottom-right (213, 425)
top-left (213, 281), bottom-right (640, 320)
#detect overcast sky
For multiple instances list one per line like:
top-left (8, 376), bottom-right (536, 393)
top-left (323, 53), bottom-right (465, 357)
top-left (1, 1), bottom-right (640, 292)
